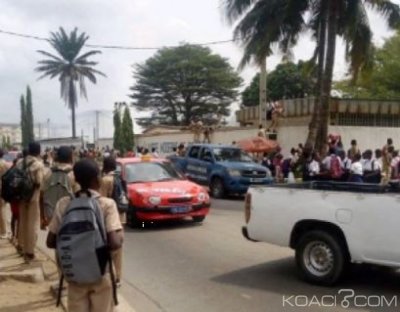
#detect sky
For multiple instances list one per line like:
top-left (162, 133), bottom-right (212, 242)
top-left (0, 0), bottom-right (398, 139)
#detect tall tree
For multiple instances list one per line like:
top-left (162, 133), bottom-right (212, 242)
top-left (35, 27), bottom-right (105, 138)
top-left (122, 105), bottom-right (135, 152)
top-left (113, 103), bottom-right (124, 152)
top-left (130, 44), bottom-right (242, 127)
top-left (242, 61), bottom-right (316, 106)
top-left (20, 95), bottom-right (28, 148)
top-left (25, 86), bottom-right (35, 143)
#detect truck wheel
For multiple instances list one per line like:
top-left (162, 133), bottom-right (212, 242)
top-left (210, 177), bottom-right (225, 198)
top-left (295, 230), bottom-right (346, 286)
top-left (192, 216), bottom-right (206, 223)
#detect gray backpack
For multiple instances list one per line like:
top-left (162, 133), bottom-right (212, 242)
top-left (56, 191), bottom-right (117, 306)
top-left (43, 168), bottom-right (73, 221)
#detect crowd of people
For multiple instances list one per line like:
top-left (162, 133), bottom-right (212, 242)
top-left (0, 143), bottom-right (125, 312)
top-left (260, 137), bottom-right (397, 185)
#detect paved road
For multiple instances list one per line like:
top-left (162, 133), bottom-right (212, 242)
top-left (120, 198), bottom-right (400, 312)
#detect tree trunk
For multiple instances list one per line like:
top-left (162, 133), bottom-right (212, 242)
top-left (305, 0), bottom-right (328, 151)
top-left (71, 103), bottom-right (76, 138)
top-left (316, 0), bottom-right (338, 156)
top-left (69, 79), bottom-right (77, 138)
top-left (259, 57), bottom-right (267, 126)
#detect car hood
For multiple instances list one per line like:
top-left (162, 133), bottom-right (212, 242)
top-left (217, 161), bottom-right (266, 172)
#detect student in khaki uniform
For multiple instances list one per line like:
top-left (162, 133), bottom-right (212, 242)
top-left (40, 146), bottom-right (79, 228)
top-left (17, 142), bottom-right (44, 262)
top-left (100, 157), bottom-right (124, 285)
top-left (47, 159), bottom-right (123, 312)
top-left (0, 149), bottom-right (9, 239)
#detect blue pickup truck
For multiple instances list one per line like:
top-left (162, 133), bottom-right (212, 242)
top-left (169, 144), bottom-right (273, 198)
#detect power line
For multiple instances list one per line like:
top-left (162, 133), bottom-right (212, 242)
top-left (0, 29), bottom-right (234, 51)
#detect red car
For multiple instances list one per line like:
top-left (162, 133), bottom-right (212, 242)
top-left (117, 157), bottom-right (211, 228)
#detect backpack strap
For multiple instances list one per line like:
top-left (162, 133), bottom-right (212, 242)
top-left (56, 274), bottom-right (64, 307)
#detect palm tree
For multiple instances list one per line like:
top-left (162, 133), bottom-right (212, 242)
top-left (223, 0), bottom-right (310, 125)
top-left (35, 27), bottom-right (105, 138)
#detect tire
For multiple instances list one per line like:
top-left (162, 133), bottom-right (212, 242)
top-left (127, 211), bottom-right (142, 229)
top-left (192, 216), bottom-right (206, 223)
top-left (210, 177), bottom-right (225, 198)
top-left (295, 230), bottom-right (347, 286)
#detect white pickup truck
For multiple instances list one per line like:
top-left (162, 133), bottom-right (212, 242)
top-left (242, 182), bottom-right (400, 285)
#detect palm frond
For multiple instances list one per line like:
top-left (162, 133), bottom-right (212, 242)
top-left (222, 0), bottom-right (257, 24)
top-left (365, 0), bottom-right (400, 28)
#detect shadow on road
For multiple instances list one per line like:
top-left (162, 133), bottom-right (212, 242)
top-left (212, 258), bottom-right (400, 310)
top-left (124, 219), bottom-right (203, 233)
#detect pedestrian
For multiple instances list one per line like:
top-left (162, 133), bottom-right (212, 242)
top-left (151, 148), bottom-right (159, 158)
top-left (257, 124), bottom-right (266, 138)
top-left (348, 139), bottom-right (360, 160)
top-left (9, 156), bottom-right (22, 246)
top-left (0, 148), bottom-right (9, 239)
top-left (46, 159), bottom-right (124, 312)
top-left (17, 142), bottom-right (45, 263)
top-left (381, 147), bottom-right (393, 185)
top-left (362, 149), bottom-right (380, 183)
top-left (41, 146), bottom-right (79, 229)
top-left (349, 154), bottom-right (363, 183)
top-left (100, 157), bottom-right (125, 287)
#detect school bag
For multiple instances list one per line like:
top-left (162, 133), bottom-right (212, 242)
top-left (330, 155), bottom-right (343, 179)
top-left (42, 168), bottom-right (73, 221)
top-left (56, 191), bottom-right (117, 306)
top-left (1, 160), bottom-right (36, 202)
top-left (111, 173), bottom-right (128, 213)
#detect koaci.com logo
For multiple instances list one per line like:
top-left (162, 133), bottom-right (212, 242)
top-left (283, 289), bottom-right (397, 308)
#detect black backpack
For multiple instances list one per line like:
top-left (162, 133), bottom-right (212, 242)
top-left (1, 160), bottom-right (36, 202)
top-left (111, 173), bottom-right (128, 213)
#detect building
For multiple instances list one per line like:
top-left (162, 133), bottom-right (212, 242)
top-left (0, 123), bottom-right (22, 146)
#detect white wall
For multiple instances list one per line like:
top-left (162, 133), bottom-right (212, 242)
top-left (98, 125), bottom-right (400, 157)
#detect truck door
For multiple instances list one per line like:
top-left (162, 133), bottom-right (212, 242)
top-left (185, 146), bottom-right (203, 182)
top-left (199, 147), bottom-right (215, 184)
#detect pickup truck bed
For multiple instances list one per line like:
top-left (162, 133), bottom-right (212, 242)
top-left (244, 181), bottom-right (400, 285)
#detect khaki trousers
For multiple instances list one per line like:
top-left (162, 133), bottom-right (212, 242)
top-left (18, 199), bottom-right (39, 255)
top-left (112, 248), bottom-right (123, 282)
top-left (68, 274), bottom-right (115, 312)
top-left (0, 199), bottom-right (6, 235)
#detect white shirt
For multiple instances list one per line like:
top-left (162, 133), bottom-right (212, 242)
top-left (342, 158), bottom-right (352, 170)
top-left (308, 160), bottom-right (320, 176)
top-left (152, 152), bottom-right (159, 158)
top-left (391, 156), bottom-right (400, 168)
top-left (322, 155), bottom-right (342, 171)
top-left (375, 158), bottom-right (383, 171)
top-left (362, 159), bottom-right (375, 172)
top-left (351, 161), bottom-right (363, 175)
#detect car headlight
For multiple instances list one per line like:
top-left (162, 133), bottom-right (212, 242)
top-left (228, 169), bottom-right (241, 177)
top-left (198, 192), bottom-right (207, 202)
top-left (148, 196), bottom-right (161, 205)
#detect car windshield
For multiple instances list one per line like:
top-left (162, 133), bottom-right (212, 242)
top-left (213, 148), bottom-right (253, 162)
top-left (124, 162), bottom-right (183, 183)
top-left (3, 153), bottom-right (17, 162)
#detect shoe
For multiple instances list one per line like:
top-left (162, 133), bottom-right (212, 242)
top-left (0, 234), bottom-right (8, 239)
top-left (24, 253), bottom-right (36, 264)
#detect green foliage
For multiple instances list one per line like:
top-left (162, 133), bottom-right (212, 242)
top-left (25, 86), bottom-right (35, 143)
top-left (130, 44), bottom-right (242, 126)
top-left (242, 61), bottom-right (316, 106)
top-left (121, 106), bottom-right (134, 152)
top-left (113, 103), bottom-right (124, 152)
top-left (20, 95), bottom-right (27, 148)
top-left (35, 27), bottom-right (105, 137)
top-left (2, 136), bottom-right (11, 150)
top-left (334, 30), bottom-right (400, 99)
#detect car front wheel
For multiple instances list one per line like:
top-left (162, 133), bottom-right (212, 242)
top-left (210, 177), bottom-right (225, 198)
top-left (192, 216), bottom-right (206, 223)
top-left (295, 230), bottom-right (347, 286)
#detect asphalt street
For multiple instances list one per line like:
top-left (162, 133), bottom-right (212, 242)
top-left (120, 198), bottom-right (400, 312)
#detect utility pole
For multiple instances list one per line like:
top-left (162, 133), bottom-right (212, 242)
top-left (259, 57), bottom-right (267, 127)
top-left (47, 118), bottom-right (50, 138)
top-left (95, 110), bottom-right (100, 146)
top-left (38, 123), bottom-right (42, 140)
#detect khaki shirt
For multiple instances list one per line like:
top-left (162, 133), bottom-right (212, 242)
top-left (48, 190), bottom-right (122, 235)
top-left (100, 172), bottom-right (114, 198)
top-left (0, 159), bottom-right (8, 193)
top-left (17, 156), bottom-right (45, 202)
top-left (42, 162), bottom-right (80, 193)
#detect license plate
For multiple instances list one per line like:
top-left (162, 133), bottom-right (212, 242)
top-left (170, 206), bottom-right (190, 214)
top-left (250, 178), bottom-right (264, 183)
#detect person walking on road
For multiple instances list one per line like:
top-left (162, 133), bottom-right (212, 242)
top-left (17, 142), bottom-right (45, 263)
top-left (0, 149), bottom-right (9, 239)
top-left (47, 159), bottom-right (124, 312)
top-left (100, 157), bottom-right (125, 287)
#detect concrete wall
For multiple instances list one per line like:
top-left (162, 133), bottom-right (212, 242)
top-left (97, 124), bottom-right (400, 157)
top-left (38, 138), bottom-right (82, 150)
